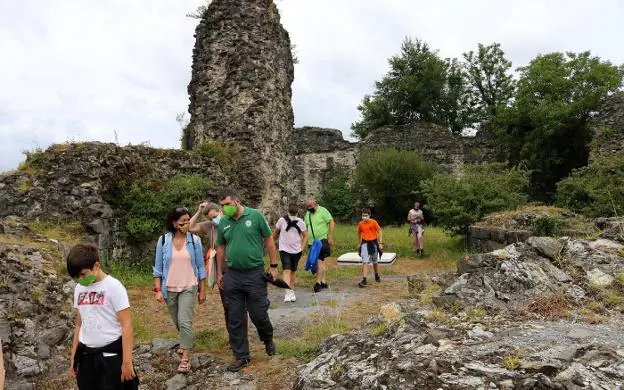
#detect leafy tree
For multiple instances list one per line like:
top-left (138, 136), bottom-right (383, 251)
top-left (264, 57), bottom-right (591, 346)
top-left (494, 51), bottom-right (623, 200)
top-left (422, 164), bottom-right (530, 235)
top-left (355, 148), bottom-right (438, 224)
top-left (351, 38), bottom-right (469, 138)
top-left (108, 175), bottom-right (212, 242)
top-left (555, 151), bottom-right (624, 218)
top-left (463, 43), bottom-right (516, 125)
top-left (318, 166), bottom-right (358, 223)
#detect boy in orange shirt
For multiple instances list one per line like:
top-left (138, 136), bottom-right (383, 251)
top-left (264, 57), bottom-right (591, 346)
top-left (357, 208), bottom-right (384, 287)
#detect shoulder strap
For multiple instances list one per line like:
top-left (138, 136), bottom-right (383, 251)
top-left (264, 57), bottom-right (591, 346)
top-left (307, 213), bottom-right (316, 240)
top-left (161, 234), bottom-right (165, 246)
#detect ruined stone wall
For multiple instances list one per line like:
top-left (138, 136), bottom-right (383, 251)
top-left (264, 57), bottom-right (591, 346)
top-left (185, 0), bottom-right (294, 219)
top-left (292, 127), bottom-right (358, 199)
top-left (360, 122), bottom-right (498, 173)
top-left (589, 91), bottom-right (624, 163)
top-left (0, 142), bottom-right (225, 262)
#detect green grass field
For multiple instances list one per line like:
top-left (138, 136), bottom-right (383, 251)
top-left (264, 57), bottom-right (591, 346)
top-left (108, 223), bottom-right (466, 288)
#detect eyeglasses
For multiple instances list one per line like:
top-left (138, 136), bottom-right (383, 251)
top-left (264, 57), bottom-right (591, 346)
top-left (175, 207), bottom-right (188, 213)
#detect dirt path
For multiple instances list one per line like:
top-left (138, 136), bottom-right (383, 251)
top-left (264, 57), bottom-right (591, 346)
top-left (129, 257), bottom-right (453, 389)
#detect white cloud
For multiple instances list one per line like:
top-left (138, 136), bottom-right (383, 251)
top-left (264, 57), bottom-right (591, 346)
top-left (1, 0), bottom-right (623, 171)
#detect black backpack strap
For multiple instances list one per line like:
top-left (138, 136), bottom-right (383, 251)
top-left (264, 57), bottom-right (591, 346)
top-left (284, 215), bottom-right (302, 234)
top-left (161, 234), bottom-right (165, 246)
top-left (307, 213), bottom-right (316, 240)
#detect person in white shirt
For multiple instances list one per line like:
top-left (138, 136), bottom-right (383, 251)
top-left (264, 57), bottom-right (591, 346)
top-left (407, 202), bottom-right (425, 256)
top-left (272, 203), bottom-right (307, 302)
top-left (67, 243), bottom-right (136, 389)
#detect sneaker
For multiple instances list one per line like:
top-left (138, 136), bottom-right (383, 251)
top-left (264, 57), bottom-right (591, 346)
top-left (264, 340), bottom-right (276, 356)
top-left (227, 359), bottom-right (250, 372)
top-left (313, 283), bottom-right (322, 293)
top-left (375, 274), bottom-right (381, 282)
top-left (284, 291), bottom-right (291, 303)
top-left (290, 290), bottom-right (296, 302)
top-left (358, 278), bottom-right (367, 288)
top-left (320, 282), bottom-right (329, 289)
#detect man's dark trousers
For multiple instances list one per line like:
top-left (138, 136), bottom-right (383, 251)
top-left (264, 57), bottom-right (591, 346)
top-left (223, 266), bottom-right (273, 360)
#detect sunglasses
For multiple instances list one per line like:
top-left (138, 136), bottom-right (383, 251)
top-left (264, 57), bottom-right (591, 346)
top-left (175, 207), bottom-right (189, 213)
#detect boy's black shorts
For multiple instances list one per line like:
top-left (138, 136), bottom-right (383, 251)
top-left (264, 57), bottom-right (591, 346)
top-left (279, 251), bottom-right (302, 271)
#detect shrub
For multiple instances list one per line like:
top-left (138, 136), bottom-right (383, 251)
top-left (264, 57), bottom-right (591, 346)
top-left (319, 166), bottom-right (359, 222)
top-left (356, 148), bottom-right (438, 224)
top-left (555, 151), bottom-right (624, 218)
top-left (422, 163), bottom-right (530, 235)
top-left (108, 174), bottom-right (212, 242)
top-left (194, 140), bottom-right (241, 166)
top-left (532, 214), bottom-right (566, 236)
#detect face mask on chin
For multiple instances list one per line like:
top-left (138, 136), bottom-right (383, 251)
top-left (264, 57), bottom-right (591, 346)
top-left (307, 207), bottom-right (316, 213)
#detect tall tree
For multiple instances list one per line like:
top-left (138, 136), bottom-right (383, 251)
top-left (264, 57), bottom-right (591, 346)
top-left (463, 43), bottom-right (515, 125)
top-left (351, 38), bottom-right (468, 138)
top-left (495, 51), bottom-right (623, 200)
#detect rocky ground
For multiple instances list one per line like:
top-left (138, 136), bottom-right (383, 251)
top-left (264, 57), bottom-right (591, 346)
top-left (296, 236), bottom-right (624, 389)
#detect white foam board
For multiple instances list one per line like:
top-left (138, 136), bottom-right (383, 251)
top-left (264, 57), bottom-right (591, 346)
top-left (336, 252), bottom-right (397, 265)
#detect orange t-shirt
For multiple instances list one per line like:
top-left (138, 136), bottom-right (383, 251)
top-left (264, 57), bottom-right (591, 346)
top-left (358, 219), bottom-right (380, 241)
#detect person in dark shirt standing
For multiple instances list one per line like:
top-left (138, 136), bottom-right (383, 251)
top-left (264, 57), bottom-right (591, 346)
top-left (215, 187), bottom-right (279, 372)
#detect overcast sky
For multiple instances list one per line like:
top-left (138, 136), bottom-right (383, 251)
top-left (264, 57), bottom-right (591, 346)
top-left (1, 0), bottom-right (623, 172)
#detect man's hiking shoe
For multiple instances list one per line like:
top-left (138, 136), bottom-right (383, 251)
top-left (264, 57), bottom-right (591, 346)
top-left (227, 359), bottom-right (250, 372)
top-left (358, 278), bottom-right (367, 288)
top-left (375, 274), bottom-right (381, 282)
top-left (265, 340), bottom-right (276, 356)
top-left (313, 283), bottom-right (322, 293)
top-left (320, 282), bottom-right (329, 289)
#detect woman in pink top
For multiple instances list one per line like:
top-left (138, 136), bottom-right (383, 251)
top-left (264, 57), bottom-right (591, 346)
top-left (153, 207), bottom-right (207, 373)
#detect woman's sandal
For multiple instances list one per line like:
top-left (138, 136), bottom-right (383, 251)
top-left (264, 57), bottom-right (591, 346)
top-left (177, 358), bottom-right (191, 374)
top-left (175, 348), bottom-right (184, 355)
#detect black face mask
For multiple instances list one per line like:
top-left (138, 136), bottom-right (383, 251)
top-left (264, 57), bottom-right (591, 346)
top-left (307, 207), bottom-right (316, 213)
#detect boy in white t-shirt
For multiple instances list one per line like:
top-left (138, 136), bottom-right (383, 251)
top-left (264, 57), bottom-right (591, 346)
top-left (67, 243), bottom-right (137, 389)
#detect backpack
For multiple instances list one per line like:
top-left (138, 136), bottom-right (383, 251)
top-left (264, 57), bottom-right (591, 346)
top-left (283, 215), bottom-right (302, 235)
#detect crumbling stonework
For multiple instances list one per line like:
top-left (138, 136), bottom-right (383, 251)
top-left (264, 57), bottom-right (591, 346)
top-left (293, 127), bottom-right (358, 198)
top-left (590, 91), bottom-right (624, 163)
top-left (361, 122), bottom-right (499, 174)
top-left (185, 0), bottom-right (295, 217)
top-left (0, 142), bottom-right (225, 261)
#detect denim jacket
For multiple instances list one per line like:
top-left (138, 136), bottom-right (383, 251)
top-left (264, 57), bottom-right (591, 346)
top-left (153, 232), bottom-right (206, 298)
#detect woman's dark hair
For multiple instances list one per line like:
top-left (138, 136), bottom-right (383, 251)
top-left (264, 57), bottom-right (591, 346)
top-left (66, 243), bottom-right (100, 278)
top-left (362, 207), bottom-right (372, 215)
top-left (165, 206), bottom-right (191, 233)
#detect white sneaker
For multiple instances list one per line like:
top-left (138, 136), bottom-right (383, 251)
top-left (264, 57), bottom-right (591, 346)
top-left (290, 290), bottom-right (296, 302)
top-left (284, 290), bottom-right (291, 302)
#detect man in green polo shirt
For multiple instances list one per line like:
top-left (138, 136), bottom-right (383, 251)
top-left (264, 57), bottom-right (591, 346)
top-left (215, 187), bottom-right (279, 372)
top-left (304, 197), bottom-right (335, 293)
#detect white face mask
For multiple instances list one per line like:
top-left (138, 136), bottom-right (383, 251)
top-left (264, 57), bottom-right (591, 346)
top-left (362, 216), bottom-right (370, 221)
top-left (211, 215), bottom-right (221, 226)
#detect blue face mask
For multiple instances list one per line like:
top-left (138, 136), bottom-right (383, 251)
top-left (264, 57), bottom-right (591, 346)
top-left (212, 215), bottom-right (221, 226)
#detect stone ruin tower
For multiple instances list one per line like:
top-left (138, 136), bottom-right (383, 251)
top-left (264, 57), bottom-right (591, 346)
top-left (184, 0), bottom-right (295, 218)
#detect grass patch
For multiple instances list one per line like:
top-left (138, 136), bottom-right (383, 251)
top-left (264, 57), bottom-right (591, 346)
top-left (28, 220), bottom-right (84, 243)
top-left (467, 307), bottom-right (487, 322)
top-left (106, 262), bottom-right (153, 288)
top-left (502, 353), bottom-right (520, 370)
top-left (276, 319), bottom-right (349, 362)
top-left (332, 224), bottom-right (465, 259)
top-left (426, 308), bottom-right (452, 325)
top-left (370, 321), bottom-right (389, 336)
top-left (195, 328), bottom-right (229, 353)
top-left (527, 293), bottom-right (570, 318)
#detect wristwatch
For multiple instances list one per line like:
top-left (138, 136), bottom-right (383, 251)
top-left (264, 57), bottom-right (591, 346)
top-left (270, 264), bottom-right (278, 268)
top-left (153, 287), bottom-right (161, 293)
